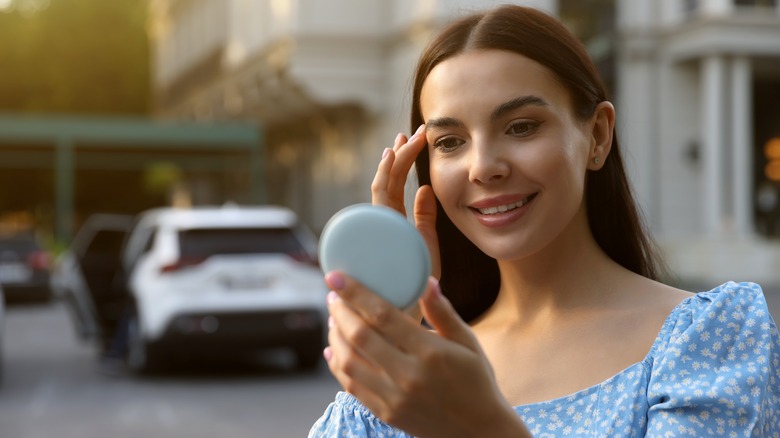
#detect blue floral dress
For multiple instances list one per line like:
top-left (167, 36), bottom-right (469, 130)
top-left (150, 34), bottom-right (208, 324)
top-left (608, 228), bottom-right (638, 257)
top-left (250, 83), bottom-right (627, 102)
top-left (309, 282), bottom-right (780, 437)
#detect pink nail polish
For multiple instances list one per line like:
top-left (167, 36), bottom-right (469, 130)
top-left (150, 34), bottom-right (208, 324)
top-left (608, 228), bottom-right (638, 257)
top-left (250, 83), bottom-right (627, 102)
top-left (408, 124), bottom-right (426, 142)
top-left (325, 272), bottom-right (346, 290)
top-left (430, 277), bottom-right (442, 297)
top-left (382, 147), bottom-right (390, 159)
top-left (323, 347), bottom-right (333, 362)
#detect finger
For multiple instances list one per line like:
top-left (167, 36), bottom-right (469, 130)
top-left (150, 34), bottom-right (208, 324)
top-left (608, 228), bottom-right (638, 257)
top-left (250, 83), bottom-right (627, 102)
top-left (328, 290), bottom-right (412, 367)
top-left (387, 125), bottom-right (427, 202)
top-left (414, 184), bottom-right (440, 279)
top-left (371, 147), bottom-right (396, 206)
top-left (325, 271), bottom-right (423, 350)
top-left (392, 131), bottom-right (407, 152)
top-left (419, 277), bottom-right (481, 352)
top-left (369, 131), bottom-right (403, 207)
top-left (326, 317), bottom-right (397, 400)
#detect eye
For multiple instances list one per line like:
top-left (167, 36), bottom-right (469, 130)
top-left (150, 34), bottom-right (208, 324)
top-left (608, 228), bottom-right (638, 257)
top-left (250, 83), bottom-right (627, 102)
top-left (432, 136), bottom-right (464, 153)
top-left (506, 120), bottom-right (541, 137)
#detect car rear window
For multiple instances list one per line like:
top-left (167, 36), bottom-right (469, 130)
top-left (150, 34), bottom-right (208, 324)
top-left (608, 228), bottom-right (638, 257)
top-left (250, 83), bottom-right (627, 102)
top-left (178, 228), bottom-right (305, 258)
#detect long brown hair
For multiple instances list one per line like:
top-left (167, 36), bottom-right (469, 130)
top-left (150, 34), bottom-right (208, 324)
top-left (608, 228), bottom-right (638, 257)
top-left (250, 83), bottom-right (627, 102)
top-left (412, 5), bottom-right (665, 322)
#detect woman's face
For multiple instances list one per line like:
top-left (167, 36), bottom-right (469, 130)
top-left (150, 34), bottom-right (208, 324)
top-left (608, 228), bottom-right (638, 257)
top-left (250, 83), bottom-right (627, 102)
top-left (420, 49), bottom-right (598, 261)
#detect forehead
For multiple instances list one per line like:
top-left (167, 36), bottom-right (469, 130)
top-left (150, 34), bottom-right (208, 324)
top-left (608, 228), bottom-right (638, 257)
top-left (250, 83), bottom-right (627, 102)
top-left (420, 49), bottom-right (570, 117)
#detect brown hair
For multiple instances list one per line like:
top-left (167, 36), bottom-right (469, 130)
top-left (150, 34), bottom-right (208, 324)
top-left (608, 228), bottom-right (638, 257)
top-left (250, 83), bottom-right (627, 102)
top-left (412, 5), bottom-right (665, 322)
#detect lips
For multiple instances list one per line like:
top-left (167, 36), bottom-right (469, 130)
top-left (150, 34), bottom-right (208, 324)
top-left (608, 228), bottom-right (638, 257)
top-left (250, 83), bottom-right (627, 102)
top-left (472, 193), bottom-right (537, 216)
top-left (468, 193), bottom-right (538, 227)
top-left (475, 194), bottom-right (537, 215)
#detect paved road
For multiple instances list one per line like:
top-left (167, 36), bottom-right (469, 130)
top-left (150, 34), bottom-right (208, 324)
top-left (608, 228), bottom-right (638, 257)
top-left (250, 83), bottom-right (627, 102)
top-left (2, 285), bottom-right (778, 438)
top-left (0, 300), bottom-right (342, 438)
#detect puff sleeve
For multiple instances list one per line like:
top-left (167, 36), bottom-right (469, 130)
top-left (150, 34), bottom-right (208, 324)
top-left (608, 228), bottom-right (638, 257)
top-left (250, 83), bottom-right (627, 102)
top-left (646, 282), bottom-right (780, 437)
top-left (308, 391), bottom-right (412, 438)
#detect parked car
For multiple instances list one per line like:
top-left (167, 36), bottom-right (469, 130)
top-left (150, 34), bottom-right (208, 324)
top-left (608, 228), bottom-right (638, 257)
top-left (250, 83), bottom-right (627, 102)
top-left (119, 205), bottom-right (327, 373)
top-left (0, 233), bottom-right (52, 303)
top-left (52, 214), bottom-right (135, 352)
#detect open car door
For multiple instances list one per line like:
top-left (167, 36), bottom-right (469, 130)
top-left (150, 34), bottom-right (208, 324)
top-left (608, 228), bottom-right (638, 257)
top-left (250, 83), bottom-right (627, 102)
top-left (56, 214), bottom-right (135, 349)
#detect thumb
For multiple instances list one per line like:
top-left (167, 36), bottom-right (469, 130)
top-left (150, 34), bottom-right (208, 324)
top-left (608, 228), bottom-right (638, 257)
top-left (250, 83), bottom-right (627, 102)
top-left (419, 277), bottom-right (480, 352)
top-left (414, 185), bottom-right (440, 279)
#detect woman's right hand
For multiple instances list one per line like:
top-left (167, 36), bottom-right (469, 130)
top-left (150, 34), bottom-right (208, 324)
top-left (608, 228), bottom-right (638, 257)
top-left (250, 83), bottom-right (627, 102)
top-left (371, 125), bottom-right (441, 281)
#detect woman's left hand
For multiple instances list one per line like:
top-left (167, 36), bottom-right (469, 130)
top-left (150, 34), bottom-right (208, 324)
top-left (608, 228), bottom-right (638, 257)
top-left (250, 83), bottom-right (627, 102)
top-left (323, 272), bottom-right (530, 438)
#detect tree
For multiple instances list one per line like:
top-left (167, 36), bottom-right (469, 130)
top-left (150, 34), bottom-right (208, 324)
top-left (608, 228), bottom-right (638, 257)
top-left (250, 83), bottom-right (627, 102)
top-left (0, 0), bottom-right (150, 115)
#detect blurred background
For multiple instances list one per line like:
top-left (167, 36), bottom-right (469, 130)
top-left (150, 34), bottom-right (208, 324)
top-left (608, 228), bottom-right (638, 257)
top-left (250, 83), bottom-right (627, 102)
top-left (0, 0), bottom-right (779, 437)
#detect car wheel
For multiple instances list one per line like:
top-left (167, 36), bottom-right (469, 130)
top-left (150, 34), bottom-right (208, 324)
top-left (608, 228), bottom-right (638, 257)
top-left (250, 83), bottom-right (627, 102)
top-left (125, 312), bottom-right (163, 374)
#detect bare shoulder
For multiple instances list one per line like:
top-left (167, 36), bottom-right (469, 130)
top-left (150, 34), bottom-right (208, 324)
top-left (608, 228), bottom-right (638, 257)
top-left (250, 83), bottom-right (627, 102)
top-left (622, 274), bottom-right (694, 318)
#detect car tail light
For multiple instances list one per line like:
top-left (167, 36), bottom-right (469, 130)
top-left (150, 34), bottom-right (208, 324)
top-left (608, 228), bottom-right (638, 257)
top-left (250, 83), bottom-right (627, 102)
top-left (160, 256), bottom-right (208, 273)
top-left (288, 251), bottom-right (319, 268)
top-left (27, 251), bottom-right (51, 271)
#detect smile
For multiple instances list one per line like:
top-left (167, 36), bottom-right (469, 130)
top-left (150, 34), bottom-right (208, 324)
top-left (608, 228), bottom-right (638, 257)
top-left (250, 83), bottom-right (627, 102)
top-left (475, 194), bottom-right (537, 215)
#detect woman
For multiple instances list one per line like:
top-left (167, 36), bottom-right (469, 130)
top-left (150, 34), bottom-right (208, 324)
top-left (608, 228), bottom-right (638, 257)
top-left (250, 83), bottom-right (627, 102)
top-left (309, 5), bottom-right (780, 437)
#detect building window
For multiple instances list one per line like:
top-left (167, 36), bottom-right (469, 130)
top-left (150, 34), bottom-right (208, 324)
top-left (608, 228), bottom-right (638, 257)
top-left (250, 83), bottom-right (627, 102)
top-left (754, 80), bottom-right (780, 238)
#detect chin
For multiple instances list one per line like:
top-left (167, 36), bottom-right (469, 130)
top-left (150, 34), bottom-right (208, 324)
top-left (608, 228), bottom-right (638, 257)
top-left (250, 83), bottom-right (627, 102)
top-left (472, 239), bottom-right (536, 263)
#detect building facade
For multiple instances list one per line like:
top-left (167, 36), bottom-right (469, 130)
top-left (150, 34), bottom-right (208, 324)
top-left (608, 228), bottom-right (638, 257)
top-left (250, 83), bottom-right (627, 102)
top-left (148, 0), bottom-right (556, 232)
top-left (149, 0), bottom-right (780, 287)
top-left (617, 0), bottom-right (780, 285)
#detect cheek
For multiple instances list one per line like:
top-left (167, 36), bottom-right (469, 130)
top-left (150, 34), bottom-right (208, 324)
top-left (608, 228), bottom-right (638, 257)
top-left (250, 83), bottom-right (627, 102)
top-left (429, 160), bottom-right (449, 201)
top-left (429, 157), bottom-right (464, 211)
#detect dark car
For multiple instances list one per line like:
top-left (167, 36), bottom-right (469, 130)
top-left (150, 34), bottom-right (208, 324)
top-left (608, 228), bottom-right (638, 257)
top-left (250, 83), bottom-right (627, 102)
top-left (0, 233), bottom-right (52, 303)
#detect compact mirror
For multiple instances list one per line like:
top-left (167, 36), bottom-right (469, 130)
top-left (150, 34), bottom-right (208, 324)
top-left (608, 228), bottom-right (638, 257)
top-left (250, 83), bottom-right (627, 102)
top-left (319, 204), bottom-right (431, 309)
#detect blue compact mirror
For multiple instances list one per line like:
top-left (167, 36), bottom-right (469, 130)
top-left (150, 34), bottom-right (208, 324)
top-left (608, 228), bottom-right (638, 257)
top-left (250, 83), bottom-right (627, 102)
top-left (319, 204), bottom-right (431, 309)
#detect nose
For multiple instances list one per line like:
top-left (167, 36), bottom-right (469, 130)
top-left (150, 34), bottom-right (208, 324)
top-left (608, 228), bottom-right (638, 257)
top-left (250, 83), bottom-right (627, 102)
top-left (468, 139), bottom-right (510, 184)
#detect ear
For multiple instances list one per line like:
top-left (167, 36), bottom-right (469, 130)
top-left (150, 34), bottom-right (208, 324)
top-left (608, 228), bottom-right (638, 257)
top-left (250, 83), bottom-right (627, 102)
top-left (587, 101), bottom-right (615, 171)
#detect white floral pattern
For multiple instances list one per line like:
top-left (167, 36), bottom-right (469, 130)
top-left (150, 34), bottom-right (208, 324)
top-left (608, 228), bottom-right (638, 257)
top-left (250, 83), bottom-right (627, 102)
top-left (308, 282), bottom-right (780, 437)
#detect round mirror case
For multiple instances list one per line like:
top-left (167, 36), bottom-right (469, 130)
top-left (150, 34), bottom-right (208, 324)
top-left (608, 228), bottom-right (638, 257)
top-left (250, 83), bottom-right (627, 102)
top-left (319, 204), bottom-right (431, 309)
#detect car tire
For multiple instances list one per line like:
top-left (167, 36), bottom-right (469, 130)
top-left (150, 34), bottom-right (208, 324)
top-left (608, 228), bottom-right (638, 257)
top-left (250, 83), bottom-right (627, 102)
top-left (126, 312), bottom-right (163, 374)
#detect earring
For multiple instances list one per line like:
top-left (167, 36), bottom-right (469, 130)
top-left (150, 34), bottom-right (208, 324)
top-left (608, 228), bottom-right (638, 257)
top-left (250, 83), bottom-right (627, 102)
top-left (593, 157), bottom-right (600, 165)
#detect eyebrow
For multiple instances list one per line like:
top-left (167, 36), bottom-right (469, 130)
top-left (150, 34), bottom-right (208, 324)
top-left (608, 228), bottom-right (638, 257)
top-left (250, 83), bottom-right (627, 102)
top-left (490, 95), bottom-right (548, 122)
top-left (425, 95), bottom-right (548, 130)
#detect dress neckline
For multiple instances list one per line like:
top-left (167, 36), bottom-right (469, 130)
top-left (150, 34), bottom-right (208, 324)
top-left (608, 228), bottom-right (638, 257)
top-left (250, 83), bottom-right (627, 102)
top-left (511, 288), bottom-right (706, 409)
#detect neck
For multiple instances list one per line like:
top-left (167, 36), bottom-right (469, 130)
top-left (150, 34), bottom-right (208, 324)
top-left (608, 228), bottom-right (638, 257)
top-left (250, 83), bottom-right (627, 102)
top-left (479, 210), bottom-right (624, 327)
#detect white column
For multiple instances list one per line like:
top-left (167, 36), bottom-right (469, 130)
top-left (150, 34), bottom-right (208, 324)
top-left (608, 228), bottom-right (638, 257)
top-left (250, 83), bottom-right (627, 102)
top-left (701, 55), bottom-right (727, 234)
top-left (732, 57), bottom-right (754, 236)
top-left (618, 58), bottom-right (658, 231)
top-left (700, 0), bottom-right (734, 15)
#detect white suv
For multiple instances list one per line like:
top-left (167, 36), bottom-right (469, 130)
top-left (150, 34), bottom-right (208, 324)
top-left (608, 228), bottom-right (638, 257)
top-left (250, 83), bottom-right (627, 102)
top-left (121, 205), bottom-right (327, 372)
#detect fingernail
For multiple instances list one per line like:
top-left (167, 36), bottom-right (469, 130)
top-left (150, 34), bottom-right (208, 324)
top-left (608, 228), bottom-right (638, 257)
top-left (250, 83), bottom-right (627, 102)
top-left (327, 291), bottom-right (340, 305)
top-left (430, 277), bottom-right (441, 298)
top-left (328, 315), bottom-right (335, 328)
top-left (416, 124), bottom-right (426, 135)
top-left (382, 147), bottom-right (391, 159)
top-left (325, 272), bottom-right (346, 290)
top-left (323, 347), bottom-right (333, 362)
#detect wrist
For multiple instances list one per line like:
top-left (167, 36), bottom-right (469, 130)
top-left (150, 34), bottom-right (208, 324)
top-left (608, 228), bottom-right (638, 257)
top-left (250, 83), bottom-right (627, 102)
top-left (464, 403), bottom-right (531, 438)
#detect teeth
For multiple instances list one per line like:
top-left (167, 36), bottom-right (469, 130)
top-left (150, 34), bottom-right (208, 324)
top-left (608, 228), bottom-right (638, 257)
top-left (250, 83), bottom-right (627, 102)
top-left (477, 196), bottom-right (532, 215)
